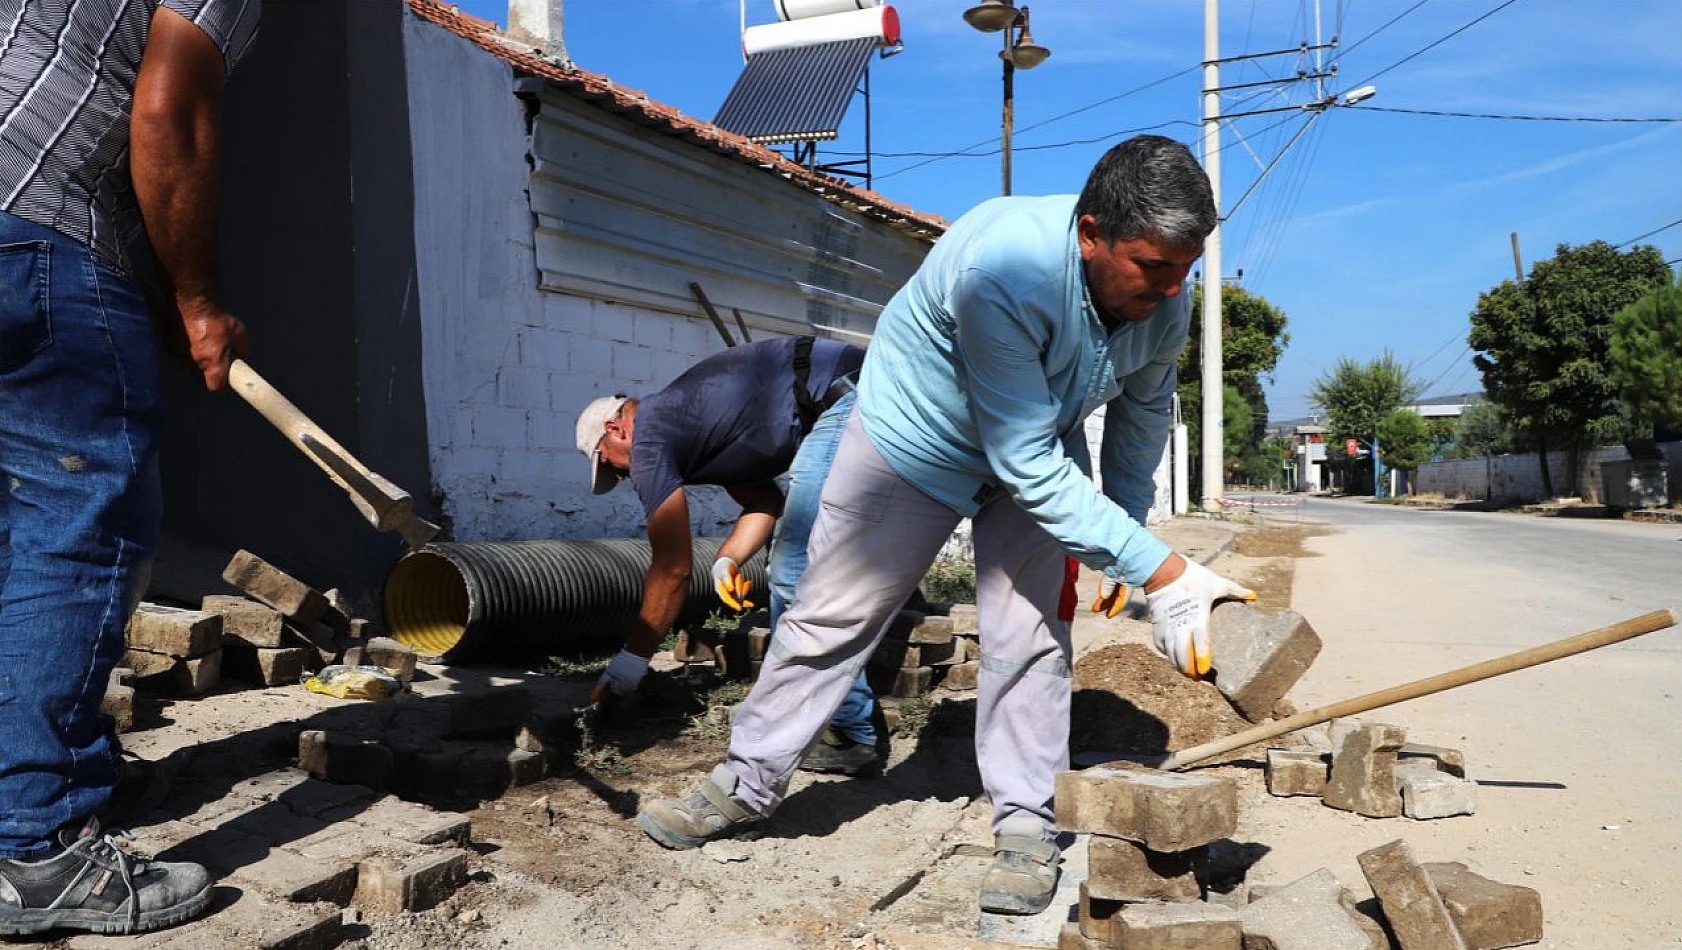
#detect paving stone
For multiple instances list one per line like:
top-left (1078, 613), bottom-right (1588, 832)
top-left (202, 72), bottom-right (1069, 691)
top-left (871, 638), bottom-right (957, 670)
top-left (1265, 748), bottom-right (1329, 797)
top-left (906, 614), bottom-right (955, 645)
top-left (363, 636), bottom-right (417, 683)
top-left (298, 730), bottom-right (393, 790)
top-left (1357, 839), bottom-right (1469, 950)
top-left (1424, 862), bottom-right (1543, 950)
top-left (203, 594), bottom-right (287, 648)
top-left (128, 603), bottom-right (223, 658)
top-left (354, 848), bottom-right (470, 914)
top-left (948, 602), bottom-right (978, 636)
top-left (867, 664), bottom-right (932, 698)
top-left (1397, 743), bottom-right (1467, 778)
top-left (345, 795), bottom-right (473, 845)
top-left (1208, 602), bottom-right (1321, 722)
top-left (287, 825), bottom-right (427, 866)
top-left (444, 686), bottom-right (532, 737)
top-left (102, 682), bottom-right (135, 733)
top-left (1113, 900), bottom-right (1241, 949)
top-left (1077, 881), bottom-right (1124, 943)
top-left (1400, 771), bottom-right (1478, 820)
top-left (223, 642), bottom-right (312, 686)
top-left (1060, 920), bottom-right (1107, 949)
top-left (127, 648), bottom-right (222, 697)
top-left (746, 626), bottom-right (770, 661)
top-left (1056, 762), bottom-right (1237, 851)
top-left (939, 660), bottom-right (980, 691)
top-left (224, 549), bottom-right (329, 623)
top-left (285, 620), bottom-right (340, 665)
top-left (506, 748), bottom-right (546, 786)
top-left (230, 844), bottom-right (360, 904)
top-left (231, 769), bottom-right (378, 817)
top-left (1086, 836), bottom-right (1204, 902)
top-left (1240, 867), bottom-right (1387, 950)
top-left (1323, 721), bottom-right (1409, 818)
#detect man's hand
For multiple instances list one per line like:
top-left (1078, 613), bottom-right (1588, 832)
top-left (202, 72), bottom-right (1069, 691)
top-left (712, 556), bottom-right (754, 612)
top-left (591, 649), bottom-right (649, 702)
top-left (180, 301), bottom-right (247, 391)
top-left (1144, 559), bottom-right (1255, 679)
top-left (1090, 576), bottom-right (1129, 618)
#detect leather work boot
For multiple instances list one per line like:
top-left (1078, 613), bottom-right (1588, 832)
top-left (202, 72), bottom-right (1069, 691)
top-left (977, 817), bottom-right (1062, 915)
top-left (0, 818), bottom-right (212, 935)
top-left (800, 728), bottom-right (884, 776)
top-left (637, 763), bottom-right (764, 850)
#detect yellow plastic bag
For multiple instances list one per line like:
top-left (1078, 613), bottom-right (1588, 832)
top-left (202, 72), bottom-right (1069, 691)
top-left (304, 665), bottom-right (401, 702)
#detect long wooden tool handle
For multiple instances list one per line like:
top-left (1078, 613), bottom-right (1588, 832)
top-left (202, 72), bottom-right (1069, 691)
top-left (227, 359), bottom-right (411, 530)
top-left (1160, 608), bottom-right (1679, 771)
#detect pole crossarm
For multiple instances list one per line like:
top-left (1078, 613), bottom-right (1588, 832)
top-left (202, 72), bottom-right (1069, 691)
top-left (1209, 69), bottom-right (1336, 94)
top-left (1202, 40), bottom-right (1336, 67)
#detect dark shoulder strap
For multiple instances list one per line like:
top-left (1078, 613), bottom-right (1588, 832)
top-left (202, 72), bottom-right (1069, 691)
top-left (792, 336), bottom-right (822, 431)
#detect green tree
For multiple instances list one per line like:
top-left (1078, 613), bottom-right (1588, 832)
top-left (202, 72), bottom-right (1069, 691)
top-left (1179, 285), bottom-right (1291, 489)
top-left (1610, 279), bottom-right (1682, 443)
top-left (1377, 409), bottom-right (1431, 481)
top-left (1469, 241), bottom-right (1672, 494)
top-left (1451, 397), bottom-right (1514, 458)
top-left (1223, 383), bottom-right (1252, 473)
top-left (1307, 351), bottom-right (1423, 450)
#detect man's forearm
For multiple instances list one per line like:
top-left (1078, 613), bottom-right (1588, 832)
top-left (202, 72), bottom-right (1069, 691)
top-left (626, 565), bottom-right (691, 657)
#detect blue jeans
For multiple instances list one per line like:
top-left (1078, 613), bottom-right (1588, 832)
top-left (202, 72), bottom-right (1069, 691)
top-left (769, 390), bottom-right (876, 745)
top-left (0, 212), bottom-right (162, 858)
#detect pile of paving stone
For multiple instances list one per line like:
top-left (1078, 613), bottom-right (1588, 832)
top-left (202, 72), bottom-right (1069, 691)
top-left (1267, 719), bottom-right (1479, 820)
top-left (1051, 763), bottom-right (1542, 949)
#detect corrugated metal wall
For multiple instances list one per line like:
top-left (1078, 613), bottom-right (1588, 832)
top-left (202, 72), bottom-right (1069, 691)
top-left (527, 89), bottom-right (926, 344)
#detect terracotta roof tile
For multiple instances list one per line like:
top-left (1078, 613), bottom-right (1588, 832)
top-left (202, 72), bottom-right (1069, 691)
top-left (405, 0), bottom-right (947, 242)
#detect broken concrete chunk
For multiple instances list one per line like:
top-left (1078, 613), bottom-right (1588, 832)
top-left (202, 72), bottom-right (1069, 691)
top-left (128, 603), bottom-right (223, 658)
top-left (1357, 839), bottom-right (1469, 950)
top-left (1086, 836), bottom-right (1204, 902)
top-left (353, 849), bottom-right (468, 914)
top-left (1400, 770), bottom-right (1478, 820)
top-left (223, 549), bottom-right (328, 623)
top-left (1208, 601), bottom-right (1322, 722)
top-left (1241, 868), bottom-right (1387, 950)
top-left (1397, 742), bottom-right (1467, 778)
top-left (364, 636), bottom-right (417, 684)
top-left (1423, 862), bottom-right (1543, 950)
top-left (1265, 748), bottom-right (1330, 797)
top-left (1055, 762), bottom-right (1237, 851)
top-left (1324, 721), bottom-right (1409, 818)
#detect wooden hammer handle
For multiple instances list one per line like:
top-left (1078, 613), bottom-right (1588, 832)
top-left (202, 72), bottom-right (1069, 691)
top-left (1159, 607), bottom-right (1679, 771)
top-left (227, 359), bottom-right (413, 531)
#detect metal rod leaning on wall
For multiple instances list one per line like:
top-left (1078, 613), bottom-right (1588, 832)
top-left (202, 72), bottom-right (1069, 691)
top-left (689, 281), bottom-right (736, 348)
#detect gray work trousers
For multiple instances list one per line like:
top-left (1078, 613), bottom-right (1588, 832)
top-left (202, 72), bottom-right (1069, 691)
top-left (727, 410), bottom-right (1071, 837)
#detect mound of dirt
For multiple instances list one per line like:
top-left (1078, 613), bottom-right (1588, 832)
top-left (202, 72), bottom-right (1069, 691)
top-left (1070, 643), bottom-right (1257, 761)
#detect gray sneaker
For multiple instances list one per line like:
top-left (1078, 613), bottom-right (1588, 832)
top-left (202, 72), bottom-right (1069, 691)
top-left (636, 764), bottom-right (764, 850)
top-left (800, 728), bottom-right (883, 776)
top-left (0, 819), bottom-right (213, 935)
top-left (977, 826), bottom-right (1061, 915)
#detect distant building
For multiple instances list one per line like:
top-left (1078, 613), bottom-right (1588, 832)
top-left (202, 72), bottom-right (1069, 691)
top-left (1290, 424), bottom-right (1326, 493)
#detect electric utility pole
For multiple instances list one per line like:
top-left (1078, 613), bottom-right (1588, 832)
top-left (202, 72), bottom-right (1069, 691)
top-left (1199, 0), bottom-right (1223, 511)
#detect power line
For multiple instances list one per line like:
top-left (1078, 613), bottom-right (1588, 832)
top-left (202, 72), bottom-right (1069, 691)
top-left (1355, 106), bottom-right (1681, 123)
top-left (1344, 0), bottom-right (1524, 90)
top-left (1617, 218), bottom-right (1682, 248)
top-left (1326, 0), bottom-right (1432, 67)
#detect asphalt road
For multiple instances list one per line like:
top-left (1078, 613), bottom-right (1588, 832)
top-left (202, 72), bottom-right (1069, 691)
top-left (1259, 496), bottom-right (1681, 948)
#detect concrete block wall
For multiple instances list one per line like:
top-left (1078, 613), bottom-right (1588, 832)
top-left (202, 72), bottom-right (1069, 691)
top-left (1416, 445), bottom-right (1634, 504)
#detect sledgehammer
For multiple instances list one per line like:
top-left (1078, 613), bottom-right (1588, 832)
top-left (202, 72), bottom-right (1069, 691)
top-left (1116, 608), bottom-right (1678, 772)
top-left (228, 359), bottom-right (441, 550)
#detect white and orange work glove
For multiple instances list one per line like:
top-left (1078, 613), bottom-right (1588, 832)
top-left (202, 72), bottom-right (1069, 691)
top-left (1090, 576), bottom-right (1130, 619)
top-left (591, 648), bottom-right (649, 702)
top-left (711, 557), bottom-right (754, 612)
top-left (1145, 559), bottom-right (1256, 679)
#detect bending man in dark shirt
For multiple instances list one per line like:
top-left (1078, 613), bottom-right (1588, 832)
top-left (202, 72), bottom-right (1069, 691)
top-left (575, 336), bottom-right (882, 774)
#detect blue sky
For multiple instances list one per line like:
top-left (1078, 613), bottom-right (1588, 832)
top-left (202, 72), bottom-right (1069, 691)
top-left (455, 0), bottom-right (1682, 421)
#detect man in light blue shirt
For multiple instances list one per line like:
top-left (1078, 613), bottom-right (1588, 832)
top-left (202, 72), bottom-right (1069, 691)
top-left (637, 136), bottom-right (1254, 915)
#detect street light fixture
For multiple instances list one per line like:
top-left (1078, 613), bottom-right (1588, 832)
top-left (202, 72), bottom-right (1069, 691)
top-left (963, 1), bottom-right (1049, 195)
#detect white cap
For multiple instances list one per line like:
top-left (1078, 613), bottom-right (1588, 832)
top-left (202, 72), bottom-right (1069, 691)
top-left (575, 395), bottom-right (629, 495)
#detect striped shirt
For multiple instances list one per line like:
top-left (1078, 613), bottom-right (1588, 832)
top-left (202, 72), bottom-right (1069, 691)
top-left (0, 0), bottom-right (260, 274)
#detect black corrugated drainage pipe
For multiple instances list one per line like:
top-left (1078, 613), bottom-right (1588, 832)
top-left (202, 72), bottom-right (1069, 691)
top-left (383, 538), bottom-right (768, 663)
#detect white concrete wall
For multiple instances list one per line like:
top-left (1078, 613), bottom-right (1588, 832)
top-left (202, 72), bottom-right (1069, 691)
top-left (402, 13), bottom-right (927, 543)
